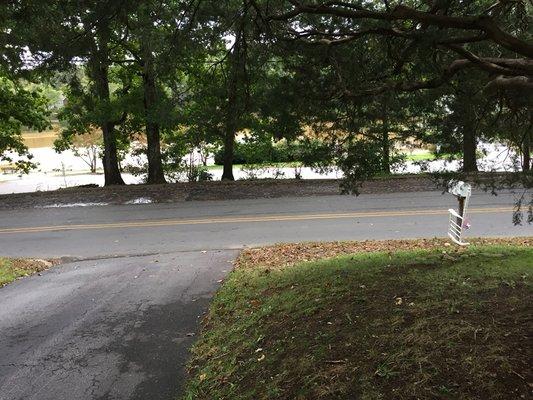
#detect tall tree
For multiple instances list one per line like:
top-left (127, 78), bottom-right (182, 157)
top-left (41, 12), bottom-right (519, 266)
top-left (184, 0), bottom-right (267, 181)
top-left (119, 2), bottom-right (169, 184)
top-left (220, 1), bottom-right (252, 180)
top-left (0, 3), bottom-right (51, 172)
top-left (118, 0), bottom-right (214, 184)
top-left (87, 9), bottom-right (125, 185)
top-left (5, 0), bottom-right (129, 185)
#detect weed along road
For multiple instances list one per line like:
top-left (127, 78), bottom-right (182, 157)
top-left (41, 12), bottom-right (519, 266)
top-left (0, 190), bottom-right (531, 400)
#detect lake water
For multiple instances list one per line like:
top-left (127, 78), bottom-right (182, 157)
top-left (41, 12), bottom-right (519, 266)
top-left (0, 138), bottom-right (522, 195)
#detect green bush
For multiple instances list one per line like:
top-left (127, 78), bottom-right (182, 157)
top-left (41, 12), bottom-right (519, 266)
top-left (213, 139), bottom-right (309, 165)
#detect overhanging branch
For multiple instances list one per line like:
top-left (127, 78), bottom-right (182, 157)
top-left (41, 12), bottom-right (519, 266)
top-left (271, 2), bottom-right (533, 58)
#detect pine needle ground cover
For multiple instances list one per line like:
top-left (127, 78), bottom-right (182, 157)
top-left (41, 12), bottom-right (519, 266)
top-left (183, 239), bottom-right (532, 400)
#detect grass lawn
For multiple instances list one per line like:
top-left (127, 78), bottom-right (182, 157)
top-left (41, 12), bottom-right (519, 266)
top-left (403, 151), bottom-right (464, 162)
top-left (404, 151), bottom-right (437, 161)
top-left (183, 240), bottom-right (532, 400)
top-left (0, 258), bottom-right (56, 287)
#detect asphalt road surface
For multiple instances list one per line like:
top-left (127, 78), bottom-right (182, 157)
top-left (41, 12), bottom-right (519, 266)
top-left (1, 190), bottom-right (531, 400)
top-left (0, 250), bottom-right (236, 400)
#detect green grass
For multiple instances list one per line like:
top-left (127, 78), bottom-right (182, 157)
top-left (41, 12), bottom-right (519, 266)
top-left (0, 258), bottom-right (52, 286)
top-left (0, 258), bottom-right (22, 286)
top-left (403, 151), bottom-right (464, 162)
top-left (403, 151), bottom-right (484, 162)
top-left (404, 151), bottom-right (437, 161)
top-left (183, 245), bottom-right (532, 400)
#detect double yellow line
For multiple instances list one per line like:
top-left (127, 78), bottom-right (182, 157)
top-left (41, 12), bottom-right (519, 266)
top-left (0, 207), bottom-right (512, 235)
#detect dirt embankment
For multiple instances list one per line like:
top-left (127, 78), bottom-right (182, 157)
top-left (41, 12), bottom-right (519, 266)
top-left (0, 176), bottom-right (438, 210)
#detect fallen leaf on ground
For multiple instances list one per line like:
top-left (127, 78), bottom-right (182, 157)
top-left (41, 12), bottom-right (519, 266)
top-left (235, 238), bottom-right (531, 271)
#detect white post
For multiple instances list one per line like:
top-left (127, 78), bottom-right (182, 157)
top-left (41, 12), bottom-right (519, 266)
top-left (447, 181), bottom-right (472, 246)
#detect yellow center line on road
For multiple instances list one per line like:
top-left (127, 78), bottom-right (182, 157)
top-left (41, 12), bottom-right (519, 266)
top-left (0, 207), bottom-right (512, 235)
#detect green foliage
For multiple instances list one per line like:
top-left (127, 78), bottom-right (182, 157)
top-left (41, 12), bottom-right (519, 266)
top-left (213, 138), bottom-right (308, 165)
top-left (298, 136), bottom-right (405, 194)
top-left (0, 74), bottom-right (50, 172)
top-left (124, 128), bottom-right (215, 183)
top-left (54, 69), bottom-right (134, 155)
top-left (337, 139), bottom-right (395, 194)
top-left (54, 74), bottom-right (95, 149)
top-left (161, 130), bottom-right (214, 182)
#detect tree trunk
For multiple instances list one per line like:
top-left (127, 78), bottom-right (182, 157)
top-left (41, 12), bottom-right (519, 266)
top-left (142, 39), bottom-right (166, 184)
top-left (90, 148), bottom-right (97, 173)
top-left (145, 120), bottom-right (166, 184)
top-left (91, 64), bottom-right (124, 186)
top-left (221, 17), bottom-right (244, 181)
top-left (522, 128), bottom-right (531, 171)
top-left (89, 22), bottom-right (124, 186)
top-left (462, 127), bottom-right (478, 173)
top-left (100, 121), bottom-right (124, 185)
top-left (222, 73), bottom-right (238, 181)
top-left (381, 104), bottom-right (391, 174)
top-left (222, 127), bottom-right (235, 181)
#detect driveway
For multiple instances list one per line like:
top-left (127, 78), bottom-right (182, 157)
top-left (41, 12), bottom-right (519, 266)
top-left (0, 250), bottom-right (236, 400)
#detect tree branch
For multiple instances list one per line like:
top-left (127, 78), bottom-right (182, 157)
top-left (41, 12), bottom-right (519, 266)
top-left (271, 2), bottom-right (533, 58)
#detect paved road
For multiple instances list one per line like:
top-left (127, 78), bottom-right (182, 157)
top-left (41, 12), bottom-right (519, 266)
top-left (0, 190), bottom-right (531, 400)
top-left (1, 190), bottom-right (531, 258)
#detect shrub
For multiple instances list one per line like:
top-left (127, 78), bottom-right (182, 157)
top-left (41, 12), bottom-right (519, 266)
top-left (214, 139), bottom-right (310, 165)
